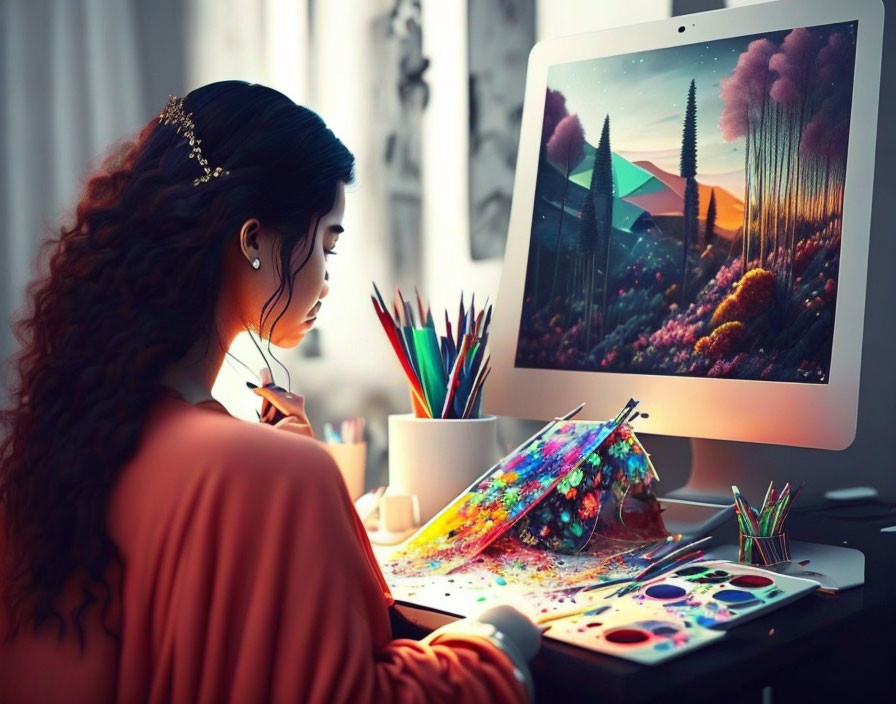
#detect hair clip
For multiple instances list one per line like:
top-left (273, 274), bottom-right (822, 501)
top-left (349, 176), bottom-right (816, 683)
top-left (157, 94), bottom-right (230, 186)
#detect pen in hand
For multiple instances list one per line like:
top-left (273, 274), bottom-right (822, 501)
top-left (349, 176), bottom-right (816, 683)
top-left (248, 368), bottom-right (314, 437)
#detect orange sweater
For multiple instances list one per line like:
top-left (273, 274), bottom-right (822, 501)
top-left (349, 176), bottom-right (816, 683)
top-left (0, 388), bottom-right (527, 703)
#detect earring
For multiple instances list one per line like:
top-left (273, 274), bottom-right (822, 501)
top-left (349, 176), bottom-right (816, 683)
top-left (252, 258), bottom-right (260, 270)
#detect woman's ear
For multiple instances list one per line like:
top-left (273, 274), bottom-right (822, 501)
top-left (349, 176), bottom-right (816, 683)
top-left (239, 218), bottom-right (262, 263)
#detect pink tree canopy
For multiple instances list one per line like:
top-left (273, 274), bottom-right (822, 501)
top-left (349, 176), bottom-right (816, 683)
top-left (546, 113), bottom-right (585, 171)
top-left (543, 88), bottom-right (569, 145)
top-left (769, 27), bottom-right (821, 105)
top-left (719, 38), bottom-right (777, 141)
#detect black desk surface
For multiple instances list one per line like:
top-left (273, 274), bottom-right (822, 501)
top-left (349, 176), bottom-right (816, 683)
top-left (390, 500), bottom-right (896, 704)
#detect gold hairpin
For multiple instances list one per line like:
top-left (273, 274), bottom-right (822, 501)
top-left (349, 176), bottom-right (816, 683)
top-left (157, 94), bottom-right (230, 186)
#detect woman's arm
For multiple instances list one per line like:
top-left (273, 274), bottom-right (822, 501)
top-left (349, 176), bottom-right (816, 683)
top-left (154, 437), bottom-right (532, 704)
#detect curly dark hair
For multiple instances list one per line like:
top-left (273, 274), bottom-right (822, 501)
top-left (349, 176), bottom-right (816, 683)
top-left (0, 80), bottom-right (355, 653)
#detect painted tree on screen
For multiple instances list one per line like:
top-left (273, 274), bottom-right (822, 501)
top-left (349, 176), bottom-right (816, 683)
top-left (588, 115), bottom-right (614, 351)
top-left (719, 27), bottom-right (854, 287)
top-left (546, 113), bottom-right (585, 305)
top-left (705, 187), bottom-right (717, 248)
top-left (535, 88), bottom-right (570, 297)
top-left (680, 79), bottom-right (699, 304)
top-left (575, 114), bottom-right (613, 353)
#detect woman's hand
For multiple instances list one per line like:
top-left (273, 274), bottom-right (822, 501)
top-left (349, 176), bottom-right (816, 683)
top-left (272, 414), bottom-right (315, 438)
top-left (253, 368), bottom-right (315, 438)
top-left (423, 604), bottom-right (540, 703)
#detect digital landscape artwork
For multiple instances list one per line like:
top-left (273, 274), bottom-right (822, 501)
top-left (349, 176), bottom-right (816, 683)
top-left (516, 21), bottom-right (857, 383)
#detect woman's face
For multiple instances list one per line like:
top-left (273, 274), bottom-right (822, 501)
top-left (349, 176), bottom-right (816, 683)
top-left (235, 181), bottom-right (345, 348)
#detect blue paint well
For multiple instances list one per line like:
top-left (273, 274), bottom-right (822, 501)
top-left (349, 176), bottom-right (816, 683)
top-left (644, 584), bottom-right (688, 600)
top-left (714, 589), bottom-right (760, 604)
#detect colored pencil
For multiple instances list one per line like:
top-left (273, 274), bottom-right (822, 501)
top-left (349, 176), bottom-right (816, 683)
top-left (372, 283), bottom-right (494, 419)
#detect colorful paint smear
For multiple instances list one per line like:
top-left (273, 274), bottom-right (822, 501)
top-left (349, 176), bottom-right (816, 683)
top-left (383, 534), bottom-right (669, 619)
top-left (385, 415), bottom-right (624, 575)
top-left (513, 422), bottom-right (665, 552)
top-left (382, 533), bottom-right (700, 621)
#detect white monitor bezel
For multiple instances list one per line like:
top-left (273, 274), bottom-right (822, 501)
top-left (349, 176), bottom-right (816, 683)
top-left (485, 0), bottom-right (884, 450)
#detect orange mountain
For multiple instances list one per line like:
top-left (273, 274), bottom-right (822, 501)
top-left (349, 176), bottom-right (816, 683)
top-left (631, 160), bottom-right (745, 238)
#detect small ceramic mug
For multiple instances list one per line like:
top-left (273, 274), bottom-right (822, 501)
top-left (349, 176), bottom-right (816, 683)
top-left (379, 493), bottom-right (420, 533)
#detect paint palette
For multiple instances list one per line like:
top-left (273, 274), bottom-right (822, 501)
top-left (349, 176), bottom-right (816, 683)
top-left (542, 600), bottom-right (725, 665)
top-left (616, 560), bottom-right (820, 630)
top-left (537, 560), bottom-right (819, 664)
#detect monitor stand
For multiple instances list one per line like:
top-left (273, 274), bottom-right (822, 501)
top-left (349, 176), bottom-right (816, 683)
top-left (658, 437), bottom-right (865, 590)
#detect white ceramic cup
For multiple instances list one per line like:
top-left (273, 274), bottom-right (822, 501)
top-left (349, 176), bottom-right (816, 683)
top-left (379, 493), bottom-right (420, 533)
top-left (325, 441), bottom-right (367, 501)
top-left (388, 414), bottom-right (499, 524)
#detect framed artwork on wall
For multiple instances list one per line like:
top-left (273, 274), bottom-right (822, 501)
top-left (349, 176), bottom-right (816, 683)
top-left (467, 0), bottom-right (536, 261)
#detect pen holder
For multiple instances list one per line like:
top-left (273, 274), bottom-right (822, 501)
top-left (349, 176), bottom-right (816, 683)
top-left (388, 413), bottom-right (498, 524)
top-left (325, 441), bottom-right (367, 501)
top-left (738, 531), bottom-right (791, 566)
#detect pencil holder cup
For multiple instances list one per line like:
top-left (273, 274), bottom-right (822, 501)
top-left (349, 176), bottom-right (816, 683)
top-left (738, 531), bottom-right (791, 566)
top-left (388, 413), bottom-right (499, 524)
top-left (325, 441), bottom-right (367, 501)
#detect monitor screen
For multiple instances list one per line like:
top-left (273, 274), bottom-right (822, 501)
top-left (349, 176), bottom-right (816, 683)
top-left (515, 21), bottom-right (858, 385)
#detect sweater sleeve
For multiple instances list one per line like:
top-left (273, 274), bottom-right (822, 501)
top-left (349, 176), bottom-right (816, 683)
top-left (152, 436), bottom-right (529, 704)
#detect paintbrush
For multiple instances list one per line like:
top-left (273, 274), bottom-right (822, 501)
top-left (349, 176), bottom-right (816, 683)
top-left (535, 594), bottom-right (618, 625)
top-left (606, 549), bottom-right (706, 599)
top-left (600, 537), bottom-right (713, 599)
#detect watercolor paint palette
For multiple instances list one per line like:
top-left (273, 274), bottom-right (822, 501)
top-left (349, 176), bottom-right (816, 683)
top-left (538, 560), bottom-right (819, 665)
top-left (612, 560), bottom-right (819, 630)
top-left (542, 600), bottom-right (725, 665)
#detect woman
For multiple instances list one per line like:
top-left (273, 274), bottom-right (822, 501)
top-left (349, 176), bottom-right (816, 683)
top-left (0, 81), bottom-right (539, 703)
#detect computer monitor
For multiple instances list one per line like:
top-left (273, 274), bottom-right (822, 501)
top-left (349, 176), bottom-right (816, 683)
top-left (486, 0), bottom-right (884, 508)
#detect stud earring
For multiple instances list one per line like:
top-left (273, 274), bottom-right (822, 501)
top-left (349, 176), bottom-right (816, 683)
top-left (252, 258), bottom-right (260, 270)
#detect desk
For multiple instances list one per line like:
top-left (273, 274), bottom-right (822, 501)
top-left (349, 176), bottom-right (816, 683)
top-left (373, 501), bottom-right (896, 703)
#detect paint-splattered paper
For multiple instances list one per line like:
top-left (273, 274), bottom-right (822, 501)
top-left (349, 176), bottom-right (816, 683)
top-left (385, 399), bottom-right (667, 577)
top-left (383, 534), bottom-right (667, 619)
top-left (385, 417), bottom-right (621, 575)
top-left (513, 422), bottom-right (665, 552)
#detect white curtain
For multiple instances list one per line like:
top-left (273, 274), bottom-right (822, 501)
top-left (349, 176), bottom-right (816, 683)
top-left (0, 0), bottom-right (401, 429)
top-left (0, 0), bottom-right (156, 408)
top-left (0, 0), bottom-right (194, 418)
top-left (185, 0), bottom-right (310, 106)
